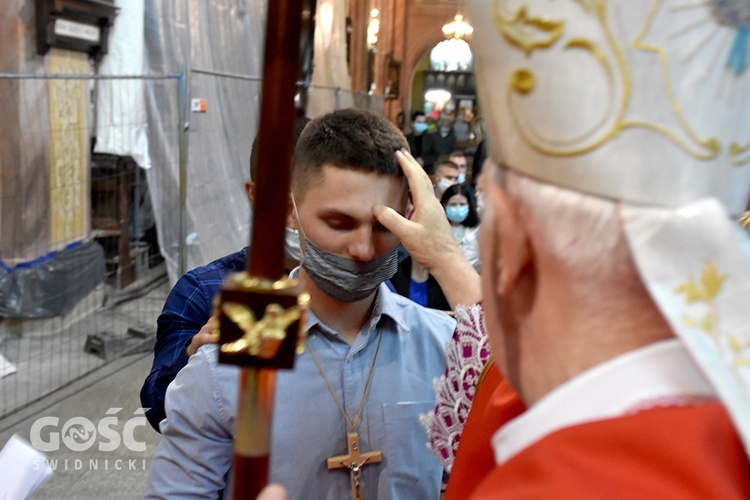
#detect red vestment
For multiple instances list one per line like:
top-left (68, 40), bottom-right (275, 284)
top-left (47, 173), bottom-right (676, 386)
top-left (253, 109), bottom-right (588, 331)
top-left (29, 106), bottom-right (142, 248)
top-left (444, 367), bottom-right (524, 500)
top-left (469, 402), bottom-right (750, 499)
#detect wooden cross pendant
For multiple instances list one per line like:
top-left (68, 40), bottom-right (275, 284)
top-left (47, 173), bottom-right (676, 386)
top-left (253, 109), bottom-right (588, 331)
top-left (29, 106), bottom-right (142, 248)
top-left (327, 432), bottom-right (382, 500)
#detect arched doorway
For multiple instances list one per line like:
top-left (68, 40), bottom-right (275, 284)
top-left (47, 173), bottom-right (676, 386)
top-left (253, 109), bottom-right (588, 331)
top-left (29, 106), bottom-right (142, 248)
top-left (409, 38), bottom-right (479, 152)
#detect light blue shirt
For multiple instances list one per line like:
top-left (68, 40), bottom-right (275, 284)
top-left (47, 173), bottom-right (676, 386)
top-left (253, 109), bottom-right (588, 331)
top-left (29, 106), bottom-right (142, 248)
top-left (146, 282), bottom-right (455, 499)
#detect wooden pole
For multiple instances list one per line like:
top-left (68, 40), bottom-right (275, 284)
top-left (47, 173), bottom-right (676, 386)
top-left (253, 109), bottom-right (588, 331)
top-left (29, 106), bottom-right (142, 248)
top-left (219, 1), bottom-right (316, 498)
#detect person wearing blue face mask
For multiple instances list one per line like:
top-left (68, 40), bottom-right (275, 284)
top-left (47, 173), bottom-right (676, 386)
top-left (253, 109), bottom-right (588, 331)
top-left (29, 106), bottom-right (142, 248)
top-left (446, 203), bottom-right (470, 226)
top-left (147, 109), bottom-right (455, 500)
top-left (441, 183), bottom-right (481, 272)
top-left (448, 151), bottom-right (468, 185)
top-left (405, 110), bottom-right (428, 168)
top-left (140, 118), bottom-right (309, 432)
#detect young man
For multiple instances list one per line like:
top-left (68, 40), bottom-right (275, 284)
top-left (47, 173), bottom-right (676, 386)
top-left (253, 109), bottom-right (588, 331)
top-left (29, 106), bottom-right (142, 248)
top-left (140, 118), bottom-right (309, 431)
top-left (432, 158), bottom-right (460, 198)
top-left (447, 151), bottom-right (467, 184)
top-left (146, 109), bottom-right (455, 499)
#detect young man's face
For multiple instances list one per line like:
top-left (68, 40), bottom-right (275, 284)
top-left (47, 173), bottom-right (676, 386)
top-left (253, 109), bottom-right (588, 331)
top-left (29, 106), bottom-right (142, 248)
top-left (436, 165), bottom-right (459, 184)
top-left (294, 165), bottom-right (407, 262)
top-left (450, 155), bottom-right (467, 175)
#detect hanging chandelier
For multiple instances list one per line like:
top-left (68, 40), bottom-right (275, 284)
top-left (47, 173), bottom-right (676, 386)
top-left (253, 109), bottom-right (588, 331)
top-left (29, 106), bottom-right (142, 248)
top-left (430, 38), bottom-right (473, 72)
top-left (432, 3), bottom-right (474, 71)
top-left (442, 13), bottom-right (473, 40)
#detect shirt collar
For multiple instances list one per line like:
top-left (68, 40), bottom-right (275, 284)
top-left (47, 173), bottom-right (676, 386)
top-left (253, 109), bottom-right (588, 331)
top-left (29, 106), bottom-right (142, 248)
top-left (492, 339), bottom-right (716, 466)
top-left (288, 266), bottom-right (409, 336)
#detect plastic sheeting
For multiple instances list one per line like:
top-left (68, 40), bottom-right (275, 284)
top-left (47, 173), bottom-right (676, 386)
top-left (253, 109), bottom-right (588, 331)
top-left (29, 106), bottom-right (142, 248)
top-left (139, 0), bottom-right (359, 285)
top-left (142, 0), bottom-right (267, 285)
top-left (0, 241), bottom-right (106, 318)
top-left (307, 0), bottom-right (354, 117)
top-left (94, 0), bottom-right (151, 169)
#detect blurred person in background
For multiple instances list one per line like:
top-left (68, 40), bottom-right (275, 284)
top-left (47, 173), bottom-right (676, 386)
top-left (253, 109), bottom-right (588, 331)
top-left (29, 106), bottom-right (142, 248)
top-left (432, 158), bottom-right (460, 198)
top-left (388, 253), bottom-right (450, 311)
top-left (441, 183), bottom-right (480, 272)
top-left (405, 110), bottom-right (428, 167)
top-left (453, 111), bottom-right (471, 150)
top-left (423, 117), bottom-right (457, 175)
top-left (448, 151), bottom-right (469, 185)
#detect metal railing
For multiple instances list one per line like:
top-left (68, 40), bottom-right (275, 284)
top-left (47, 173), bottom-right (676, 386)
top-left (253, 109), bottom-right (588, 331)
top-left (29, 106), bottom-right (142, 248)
top-left (0, 67), bottom-right (388, 419)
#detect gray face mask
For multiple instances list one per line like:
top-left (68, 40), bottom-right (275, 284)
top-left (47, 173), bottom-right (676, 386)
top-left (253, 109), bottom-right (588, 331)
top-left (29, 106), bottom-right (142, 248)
top-left (302, 238), bottom-right (398, 302)
top-left (292, 195), bottom-right (398, 302)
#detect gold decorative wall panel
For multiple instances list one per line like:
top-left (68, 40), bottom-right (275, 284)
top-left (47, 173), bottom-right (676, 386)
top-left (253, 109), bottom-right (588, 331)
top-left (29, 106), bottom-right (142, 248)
top-left (48, 48), bottom-right (89, 249)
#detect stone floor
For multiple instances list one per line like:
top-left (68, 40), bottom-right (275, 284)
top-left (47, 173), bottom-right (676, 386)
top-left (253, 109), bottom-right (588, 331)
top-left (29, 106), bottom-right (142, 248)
top-left (0, 265), bottom-right (169, 499)
top-left (0, 352), bottom-right (162, 499)
top-left (0, 265), bottom-right (168, 418)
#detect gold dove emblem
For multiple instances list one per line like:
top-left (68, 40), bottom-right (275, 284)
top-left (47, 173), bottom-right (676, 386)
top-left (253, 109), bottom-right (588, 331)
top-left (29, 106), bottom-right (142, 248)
top-left (221, 302), bottom-right (304, 359)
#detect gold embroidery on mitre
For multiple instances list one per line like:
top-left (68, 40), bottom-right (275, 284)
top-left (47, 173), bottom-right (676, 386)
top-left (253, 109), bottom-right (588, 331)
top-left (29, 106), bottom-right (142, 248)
top-left (629, 0), bottom-right (720, 160)
top-left (498, 0), bottom-right (631, 156)
top-left (494, 4), bottom-right (565, 56)
top-left (676, 261), bottom-right (750, 373)
top-left (492, 0), bottom-right (745, 161)
top-left (731, 142), bottom-right (750, 166)
top-left (507, 37), bottom-right (621, 151)
top-left (510, 68), bottom-right (537, 94)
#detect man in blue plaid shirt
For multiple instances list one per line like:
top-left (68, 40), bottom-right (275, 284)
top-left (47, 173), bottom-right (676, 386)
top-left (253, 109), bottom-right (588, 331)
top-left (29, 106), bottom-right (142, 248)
top-left (140, 119), bottom-right (308, 431)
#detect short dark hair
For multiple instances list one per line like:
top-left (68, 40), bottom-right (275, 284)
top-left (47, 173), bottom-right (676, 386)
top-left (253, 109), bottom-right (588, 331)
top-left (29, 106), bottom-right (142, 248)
top-left (440, 183), bottom-right (479, 228)
top-left (250, 116), bottom-right (311, 180)
top-left (292, 109), bottom-right (408, 198)
top-left (434, 158), bottom-right (459, 173)
top-left (411, 110), bottom-right (425, 122)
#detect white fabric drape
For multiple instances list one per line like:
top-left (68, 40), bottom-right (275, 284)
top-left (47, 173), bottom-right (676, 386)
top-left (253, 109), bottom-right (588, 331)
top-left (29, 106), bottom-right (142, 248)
top-left (94, 0), bottom-right (150, 169)
top-left (97, 0), bottom-right (352, 284)
top-left (307, 0), bottom-right (354, 117)
top-left (142, 0), bottom-right (267, 284)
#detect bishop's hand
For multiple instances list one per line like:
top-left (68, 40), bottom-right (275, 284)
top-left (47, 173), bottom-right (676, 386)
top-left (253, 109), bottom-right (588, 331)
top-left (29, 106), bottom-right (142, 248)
top-left (374, 149), bottom-right (459, 272)
top-left (373, 149), bottom-right (481, 307)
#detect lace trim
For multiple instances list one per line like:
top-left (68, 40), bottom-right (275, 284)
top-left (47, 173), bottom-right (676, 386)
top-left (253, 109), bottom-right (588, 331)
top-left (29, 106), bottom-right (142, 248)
top-left (419, 302), bottom-right (491, 471)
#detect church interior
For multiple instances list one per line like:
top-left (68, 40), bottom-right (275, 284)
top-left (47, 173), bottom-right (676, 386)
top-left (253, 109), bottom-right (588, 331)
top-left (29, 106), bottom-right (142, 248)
top-left (1, 0), bottom-right (480, 289)
top-left (0, 1), bottom-right (481, 497)
top-left (2, 1), bottom-right (750, 498)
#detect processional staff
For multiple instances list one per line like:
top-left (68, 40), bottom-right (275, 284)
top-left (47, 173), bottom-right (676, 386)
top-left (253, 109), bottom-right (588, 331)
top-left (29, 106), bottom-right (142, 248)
top-left (217, 0), bottom-right (317, 498)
